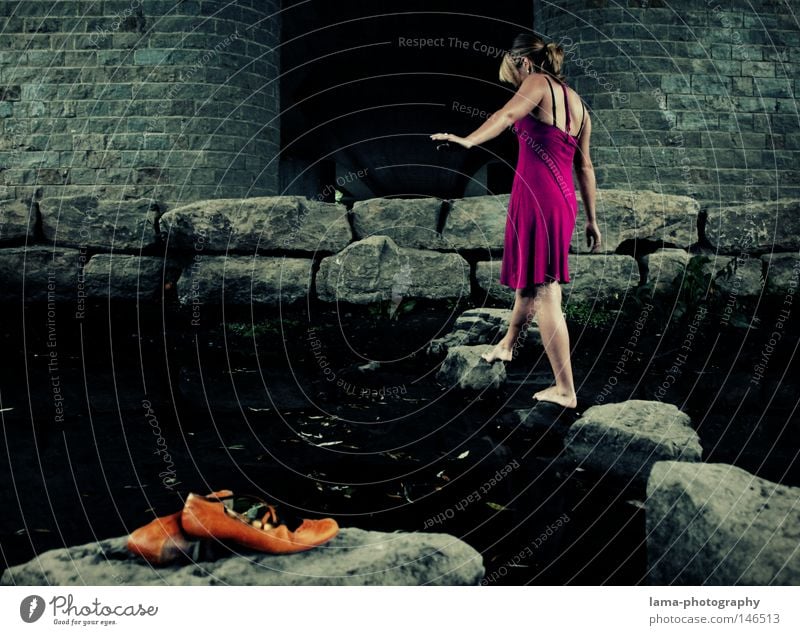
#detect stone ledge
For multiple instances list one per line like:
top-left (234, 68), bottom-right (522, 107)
top-left (84, 254), bottom-right (181, 302)
top-left (176, 255), bottom-right (313, 307)
top-left (573, 188), bottom-right (699, 254)
top-left (39, 195), bottom-right (161, 250)
top-left (351, 197), bottom-right (444, 249)
top-left (475, 255), bottom-right (640, 307)
top-left (442, 194), bottom-right (509, 251)
top-left (704, 199), bottom-right (800, 254)
top-left (0, 527), bottom-right (485, 586)
top-left (160, 196), bottom-right (351, 254)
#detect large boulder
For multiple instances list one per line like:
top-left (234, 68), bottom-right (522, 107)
top-left (475, 255), bottom-right (639, 307)
top-left (160, 196), bottom-right (351, 254)
top-left (572, 189), bottom-right (699, 254)
top-left (39, 195), bottom-right (161, 250)
top-left (351, 197), bottom-right (445, 249)
top-left (316, 235), bottom-right (470, 304)
top-left (646, 461), bottom-right (800, 585)
top-left (704, 199), bottom-right (800, 254)
top-left (0, 528), bottom-right (484, 586)
top-left (84, 254), bottom-right (181, 302)
top-left (436, 344), bottom-right (507, 390)
top-left (427, 308), bottom-right (541, 356)
top-left (176, 255), bottom-right (313, 308)
top-left (441, 194), bottom-right (510, 250)
top-left (0, 246), bottom-right (83, 303)
top-left (563, 400), bottom-right (702, 485)
top-left (0, 198), bottom-right (37, 244)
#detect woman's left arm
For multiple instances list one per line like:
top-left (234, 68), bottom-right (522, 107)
top-left (431, 75), bottom-right (544, 149)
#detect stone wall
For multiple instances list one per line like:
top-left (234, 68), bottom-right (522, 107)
top-left (0, 0), bottom-right (280, 208)
top-left (535, 1), bottom-right (800, 205)
top-left (2, 192), bottom-right (797, 328)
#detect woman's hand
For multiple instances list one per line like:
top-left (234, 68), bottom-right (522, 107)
top-left (585, 221), bottom-right (602, 252)
top-left (429, 132), bottom-right (474, 149)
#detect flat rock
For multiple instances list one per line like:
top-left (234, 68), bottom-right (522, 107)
top-left (84, 254), bottom-right (181, 301)
top-left (436, 344), bottom-right (507, 390)
top-left (0, 528), bottom-right (484, 586)
top-left (475, 255), bottom-right (639, 307)
top-left (761, 252), bottom-right (800, 297)
top-left (442, 194), bottom-right (510, 250)
top-left (160, 196), bottom-right (351, 254)
top-left (0, 246), bottom-right (83, 303)
top-left (563, 400), bottom-right (702, 485)
top-left (316, 235), bottom-right (470, 304)
top-left (176, 255), bottom-right (313, 308)
top-left (704, 199), bottom-right (800, 254)
top-left (646, 461), bottom-right (800, 585)
top-left (39, 195), bottom-right (161, 250)
top-left (427, 307), bottom-right (540, 356)
top-left (572, 189), bottom-right (699, 254)
top-left (351, 197), bottom-right (444, 249)
top-left (0, 198), bottom-right (37, 244)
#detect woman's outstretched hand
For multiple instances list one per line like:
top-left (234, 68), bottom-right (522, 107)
top-left (430, 132), bottom-right (474, 149)
top-left (585, 221), bottom-right (602, 252)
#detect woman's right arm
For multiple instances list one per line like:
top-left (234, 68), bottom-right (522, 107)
top-left (573, 112), bottom-right (601, 252)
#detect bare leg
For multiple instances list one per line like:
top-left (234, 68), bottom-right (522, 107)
top-left (482, 287), bottom-right (537, 362)
top-left (532, 281), bottom-right (577, 408)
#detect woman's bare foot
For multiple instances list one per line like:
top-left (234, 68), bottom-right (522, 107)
top-left (533, 385), bottom-right (577, 408)
top-left (481, 342), bottom-right (513, 363)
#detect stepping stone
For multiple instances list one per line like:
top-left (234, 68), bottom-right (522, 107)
top-left (646, 461), bottom-right (800, 585)
top-left (436, 344), bottom-right (506, 390)
top-left (563, 399), bottom-right (702, 486)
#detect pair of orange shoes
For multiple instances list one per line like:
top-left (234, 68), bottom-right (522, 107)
top-left (127, 490), bottom-right (339, 565)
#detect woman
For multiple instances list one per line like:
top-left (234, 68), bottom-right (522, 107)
top-left (430, 34), bottom-right (601, 409)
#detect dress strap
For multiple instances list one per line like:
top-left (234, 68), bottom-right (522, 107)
top-left (545, 76), bottom-right (557, 129)
top-left (577, 99), bottom-right (586, 138)
top-left (561, 81), bottom-right (571, 134)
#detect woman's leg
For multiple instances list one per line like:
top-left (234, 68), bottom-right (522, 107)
top-left (532, 281), bottom-right (578, 407)
top-left (481, 287), bottom-right (537, 362)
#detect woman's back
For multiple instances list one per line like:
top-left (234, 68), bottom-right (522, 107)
top-left (530, 75), bottom-right (586, 140)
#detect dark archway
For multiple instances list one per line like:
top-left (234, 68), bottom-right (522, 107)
top-left (280, 0), bottom-right (533, 200)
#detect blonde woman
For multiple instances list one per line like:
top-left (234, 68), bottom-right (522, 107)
top-left (431, 34), bottom-right (601, 408)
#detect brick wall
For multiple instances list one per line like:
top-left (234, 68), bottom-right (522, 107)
top-left (0, 0), bottom-right (280, 209)
top-left (535, 0), bottom-right (799, 206)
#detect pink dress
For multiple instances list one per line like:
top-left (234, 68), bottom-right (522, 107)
top-left (499, 77), bottom-right (585, 288)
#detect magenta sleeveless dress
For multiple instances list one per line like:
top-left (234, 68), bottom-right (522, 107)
top-left (499, 77), bottom-right (582, 288)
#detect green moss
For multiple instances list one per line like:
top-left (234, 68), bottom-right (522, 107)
top-left (563, 302), bottom-right (616, 328)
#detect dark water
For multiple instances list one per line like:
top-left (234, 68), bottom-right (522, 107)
top-left (1, 297), bottom-right (798, 584)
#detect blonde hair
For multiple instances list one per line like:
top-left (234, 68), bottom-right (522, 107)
top-left (499, 34), bottom-right (566, 86)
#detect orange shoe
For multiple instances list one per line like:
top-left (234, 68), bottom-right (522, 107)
top-left (181, 492), bottom-right (339, 555)
top-left (126, 490), bottom-right (233, 565)
top-left (126, 511), bottom-right (196, 565)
